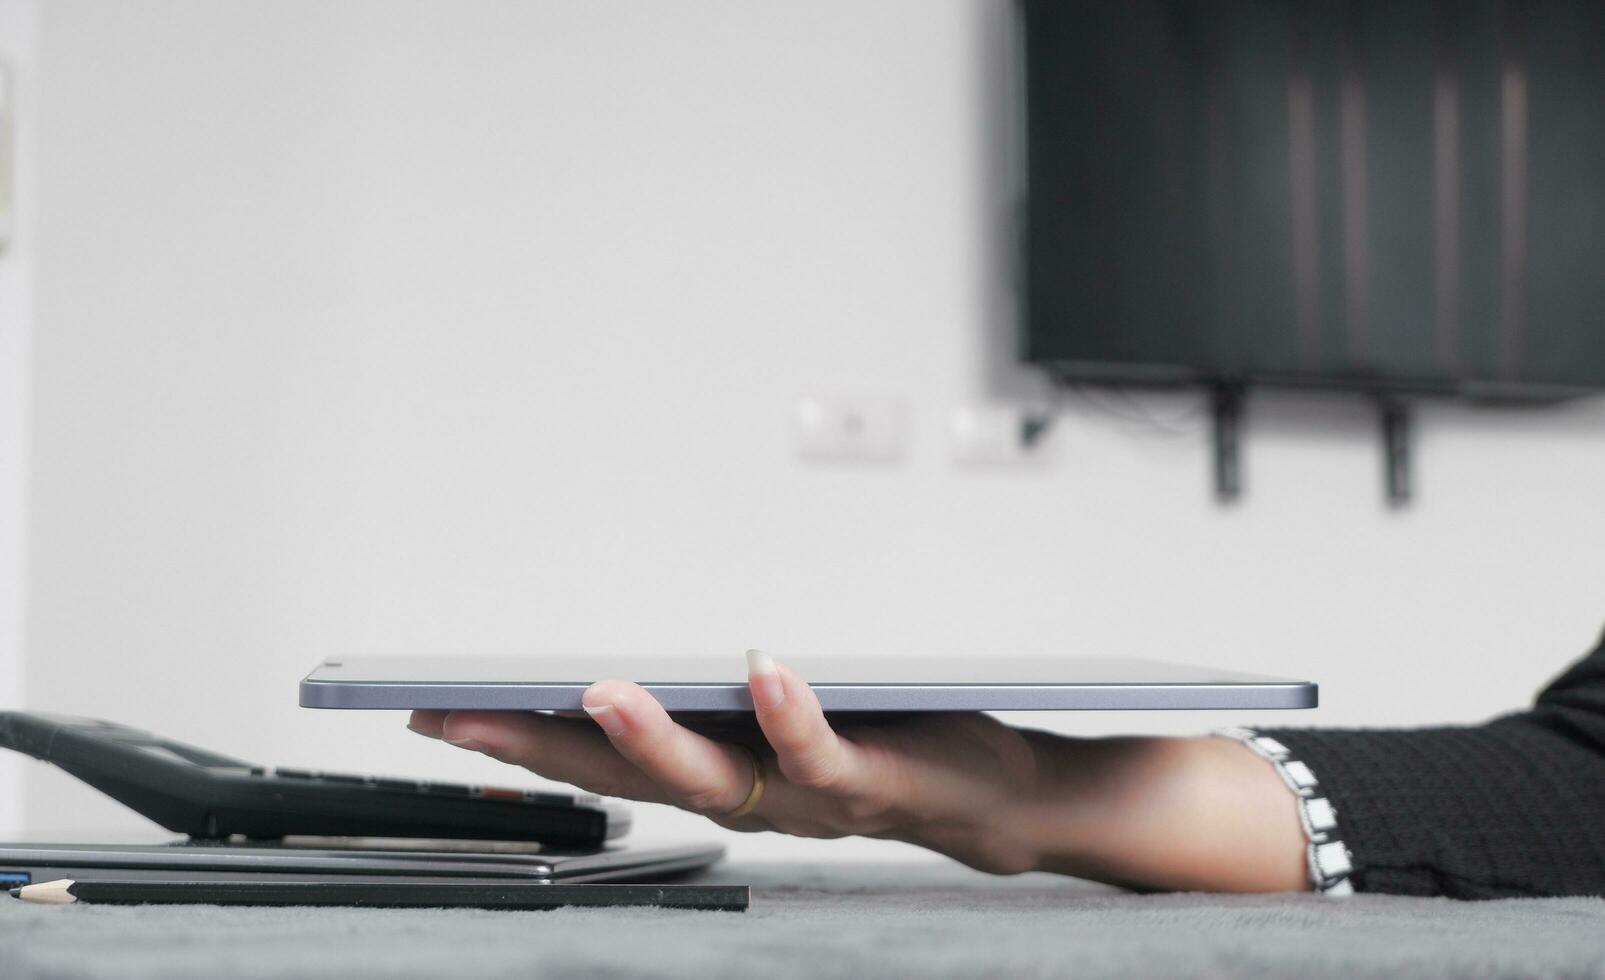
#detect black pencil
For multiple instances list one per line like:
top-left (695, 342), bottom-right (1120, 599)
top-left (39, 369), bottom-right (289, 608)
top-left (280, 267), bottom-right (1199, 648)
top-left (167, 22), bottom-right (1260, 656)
top-left (9, 878), bottom-right (748, 911)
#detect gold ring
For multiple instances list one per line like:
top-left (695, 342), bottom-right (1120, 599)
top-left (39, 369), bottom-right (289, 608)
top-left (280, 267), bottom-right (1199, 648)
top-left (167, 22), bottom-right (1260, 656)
top-left (725, 747), bottom-right (766, 818)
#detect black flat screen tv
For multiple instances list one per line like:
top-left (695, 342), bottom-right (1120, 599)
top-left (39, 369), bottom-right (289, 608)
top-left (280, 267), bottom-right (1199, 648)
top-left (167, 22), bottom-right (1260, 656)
top-left (1019, 0), bottom-right (1605, 399)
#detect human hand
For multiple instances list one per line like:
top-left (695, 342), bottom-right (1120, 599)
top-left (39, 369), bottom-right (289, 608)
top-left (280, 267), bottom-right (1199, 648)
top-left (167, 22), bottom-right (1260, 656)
top-left (406, 650), bottom-right (1048, 873)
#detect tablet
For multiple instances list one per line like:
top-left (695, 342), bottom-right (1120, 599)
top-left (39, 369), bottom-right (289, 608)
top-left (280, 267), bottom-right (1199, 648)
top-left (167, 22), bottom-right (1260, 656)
top-left (300, 655), bottom-right (1317, 712)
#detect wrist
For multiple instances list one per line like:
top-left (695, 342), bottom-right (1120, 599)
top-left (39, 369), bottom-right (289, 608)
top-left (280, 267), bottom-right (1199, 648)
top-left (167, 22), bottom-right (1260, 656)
top-left (1014, 732), bottom-right (1167, 879)
top-left (899, 721), bottom-right (1062, 875)
top-left (930, 727), bottom-right (1088, 876)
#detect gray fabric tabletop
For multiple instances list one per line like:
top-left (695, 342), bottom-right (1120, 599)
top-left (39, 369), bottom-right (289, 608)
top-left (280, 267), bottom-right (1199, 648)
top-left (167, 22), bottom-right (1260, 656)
top-left (4, 860), bottom-right (1605, 979)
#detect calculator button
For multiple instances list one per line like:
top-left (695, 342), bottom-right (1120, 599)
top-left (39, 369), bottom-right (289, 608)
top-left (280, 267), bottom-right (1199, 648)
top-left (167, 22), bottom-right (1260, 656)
top-left (526, 791), bottom-right (576, 805)
top-left (317, 773), bottom-right (366, 785)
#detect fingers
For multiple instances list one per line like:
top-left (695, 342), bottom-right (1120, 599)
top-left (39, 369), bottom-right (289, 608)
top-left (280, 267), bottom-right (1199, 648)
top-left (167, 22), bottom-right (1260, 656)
top-left (745, 650), bottom-right (866, 796)
top-left (429, 709), bottom-right (670, 805)
top-left (580, 680), bottom-right (757, 815)
top-left (409, 656), bottom-right (870, 823)
top-left (407, 710), bottom-right (449, 738)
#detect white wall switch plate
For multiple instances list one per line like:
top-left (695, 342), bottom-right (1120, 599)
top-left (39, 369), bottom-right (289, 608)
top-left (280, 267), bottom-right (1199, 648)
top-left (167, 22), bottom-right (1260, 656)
top-left (794, 394), bottom-right (907, 462)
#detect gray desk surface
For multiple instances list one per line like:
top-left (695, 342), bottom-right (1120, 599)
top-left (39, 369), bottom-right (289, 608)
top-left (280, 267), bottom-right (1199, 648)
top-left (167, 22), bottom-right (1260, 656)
top-left (4, 861), bottom-right (1604, 979)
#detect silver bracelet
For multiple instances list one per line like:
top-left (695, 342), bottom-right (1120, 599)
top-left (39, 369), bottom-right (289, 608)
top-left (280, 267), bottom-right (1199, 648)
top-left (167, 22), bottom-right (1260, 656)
top-left (1215, 727), bottom-right (1355, 896)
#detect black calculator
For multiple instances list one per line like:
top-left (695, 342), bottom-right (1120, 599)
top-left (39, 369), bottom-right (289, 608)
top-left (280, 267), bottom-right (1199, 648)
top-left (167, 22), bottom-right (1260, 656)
top-left (0, 712), bottom-right (628, 848)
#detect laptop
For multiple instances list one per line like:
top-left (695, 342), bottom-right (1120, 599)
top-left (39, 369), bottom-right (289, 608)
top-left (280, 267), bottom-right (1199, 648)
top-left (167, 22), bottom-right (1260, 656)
top-left (0, 838), bottom-right (724, 888)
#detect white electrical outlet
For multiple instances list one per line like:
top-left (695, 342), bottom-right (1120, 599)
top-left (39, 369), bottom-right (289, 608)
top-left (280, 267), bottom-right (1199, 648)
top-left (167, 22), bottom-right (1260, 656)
top-left (949, 405), bottom-right (1053, 466)
top-left (794, 394), bottom-right (907, 462)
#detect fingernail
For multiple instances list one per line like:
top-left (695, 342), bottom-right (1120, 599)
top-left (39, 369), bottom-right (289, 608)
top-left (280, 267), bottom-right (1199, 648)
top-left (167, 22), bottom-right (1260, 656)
top-left (406, 723), bottom-right (440, 740)
top-left (583, 702), bottom-right (626, 737)
top-left (444, 737), bottom-right (487, 752)
top-left (746, 649), bottom-right (785, 709)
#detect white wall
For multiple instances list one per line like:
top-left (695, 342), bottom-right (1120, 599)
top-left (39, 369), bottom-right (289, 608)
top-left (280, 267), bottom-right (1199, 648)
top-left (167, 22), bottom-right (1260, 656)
top-left (20, 0), bottom-right (1605, 858)
top-left (0, 0), bottom-right (37, 839)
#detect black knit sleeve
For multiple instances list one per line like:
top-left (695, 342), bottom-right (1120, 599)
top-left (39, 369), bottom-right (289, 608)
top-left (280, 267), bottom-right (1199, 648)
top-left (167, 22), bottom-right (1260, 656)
top-left (1259, 627), bottom-right (1605, 899)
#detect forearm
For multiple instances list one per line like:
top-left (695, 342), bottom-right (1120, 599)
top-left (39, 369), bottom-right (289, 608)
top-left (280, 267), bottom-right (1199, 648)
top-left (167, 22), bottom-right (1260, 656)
top-left (1015, 733), bottom-right (1309, 892)
top-left (1007, 629), bottom-right (1605, 898)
